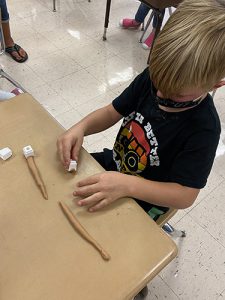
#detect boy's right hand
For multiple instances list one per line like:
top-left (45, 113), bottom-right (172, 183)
top-left (57, 127), bottom-right (84, 169)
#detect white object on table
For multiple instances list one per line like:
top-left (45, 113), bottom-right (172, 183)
top-left (0, 147), bottom-right (13, 160)
top-left (68, 160), bottom-right (77, 172)
top-left (23, 145), bottom-right (34, 158)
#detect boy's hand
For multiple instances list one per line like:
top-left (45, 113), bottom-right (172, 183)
top-left (57, 127), bottom-right (84, 169)
top-left (74, 171), bottom-right (128, 212)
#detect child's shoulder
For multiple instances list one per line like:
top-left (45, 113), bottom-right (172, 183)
top-left (191, 94), bottom-right (221, 132)
top-left (136, 67), bottom-right (151, 84)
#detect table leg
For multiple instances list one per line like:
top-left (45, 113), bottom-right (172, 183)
top-left (147, 10), bottom-right (163, 64)
top-left (53, 0), bottom-right (56, 12)
top-left (102, 0), bottom-right (111, 41)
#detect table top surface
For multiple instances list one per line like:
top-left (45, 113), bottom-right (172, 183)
top-left (0, 94), bottom-right (177, 300)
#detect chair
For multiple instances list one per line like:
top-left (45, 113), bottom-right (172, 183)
top-left (0, 68), bottom-right (27, 93)
top-left (102, 0), bottom-right (182, 42)
top-left (139, 6), bottom-right (173, 44)
top-left (156, 208), bottom-right (186, 238)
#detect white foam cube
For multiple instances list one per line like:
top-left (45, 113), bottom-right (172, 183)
top-left (0, 147), bottom-right (13, 160)
top-left (68, 160), bottom-right (77, 172)
top-left (23, 145), bottom-right (34, 158)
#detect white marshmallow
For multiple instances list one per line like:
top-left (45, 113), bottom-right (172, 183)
top-left (23, 145), bottom-right (34, 158)
top-left (0, 147), bottom-right (13, 160)
top-left (68, 160), bottom-right (77, 172)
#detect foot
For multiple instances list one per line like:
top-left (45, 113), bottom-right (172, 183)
top-left (142, 31), bottom-right (155, 50)
top-left (5, 43), bottom-right (28, 63)
top-left (119, 18), bottom-right (141, 29)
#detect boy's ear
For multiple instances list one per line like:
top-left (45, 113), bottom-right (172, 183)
top-left (213, 80), bottom-right (225, 89)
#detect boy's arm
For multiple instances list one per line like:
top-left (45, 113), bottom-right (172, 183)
top-left (74, 171), bottom-right (200, 212)
top-left (127, 174), bottom-right (199, 209)
top-left (77, 104), bottom-right (122, 136)
top-left (57, 104), bottom-right (122, 166)
top-left (58, 68), bottom-right (149, 167)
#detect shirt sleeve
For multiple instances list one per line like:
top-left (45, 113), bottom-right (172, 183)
top-left (112, 68), bottom-right (150, 116)
top-left (169, 129), bottom-right (220, 189)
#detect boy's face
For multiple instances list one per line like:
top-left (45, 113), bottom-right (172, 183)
top-left (156, 87), bottom-right (207, 109)
top-left (157, 86), bottom-right (206, 102)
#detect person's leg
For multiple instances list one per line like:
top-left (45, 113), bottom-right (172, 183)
top-left (2, 21), bottom-right (28, 62)
top-left (120, 3), bottom-right (149, 29)
top-left (1, 0), bottom-right (12, 47)
top-left (142, 8), bottom-right (165, 50)
top-left (1, 0), bottom-right (28, 62)
top-left (2, 21), bottom-right (13, 49)
top-left (0, 0), bottom-right (9, 22)
top-left (135, 3), bottom-right (150, 23)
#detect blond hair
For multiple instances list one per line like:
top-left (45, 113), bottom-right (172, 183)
top-left (149, 0), bottom-right (225, 97)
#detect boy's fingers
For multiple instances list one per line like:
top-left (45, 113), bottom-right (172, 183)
top-left (63, 153), bottom-right (71, 168)
top-left (62, 145), bottom-right (72, 167)
top-left (71, 138), bottom-right (83, 162)
top-left (89, 199), bottom-right (108, 212)
top-left (57, 140), bottom-right (69, 167)
top-left (57, 140), bottom-right (64, 164)
top-left (59, 138), bottom-right (73, 167)
top-left (77, 192), bottom-right (103, 207)
top-left (77, 174), bottom-right (99, 187)
top-left (74, 182), bottom-right (99, 197)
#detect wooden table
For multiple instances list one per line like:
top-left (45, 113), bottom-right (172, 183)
top-left (0, 93), bottom-right (177, 300)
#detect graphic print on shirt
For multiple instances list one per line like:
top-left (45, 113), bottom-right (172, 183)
top-left (113, 112), bottom-right (160, 175)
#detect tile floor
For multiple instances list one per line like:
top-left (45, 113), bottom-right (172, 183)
top-left (1, 0), bottom-right (225, 299)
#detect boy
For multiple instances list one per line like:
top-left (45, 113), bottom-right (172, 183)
top-left (57, 0), bottom-right (225, 220)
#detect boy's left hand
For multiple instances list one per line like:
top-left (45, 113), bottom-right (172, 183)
top-left (73, 171), bottom-right (128, 212)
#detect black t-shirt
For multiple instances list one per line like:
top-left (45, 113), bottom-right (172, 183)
top-left (110, 67), bottom-right (220, 189)
top-left (100, 68), bottom-right (220, 214)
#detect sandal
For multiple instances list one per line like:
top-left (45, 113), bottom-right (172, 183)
top-left (5, 43), bottom-right (28, 63)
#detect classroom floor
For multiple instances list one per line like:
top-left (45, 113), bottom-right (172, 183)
top-left (1, 0), bottom-right (225, 299)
